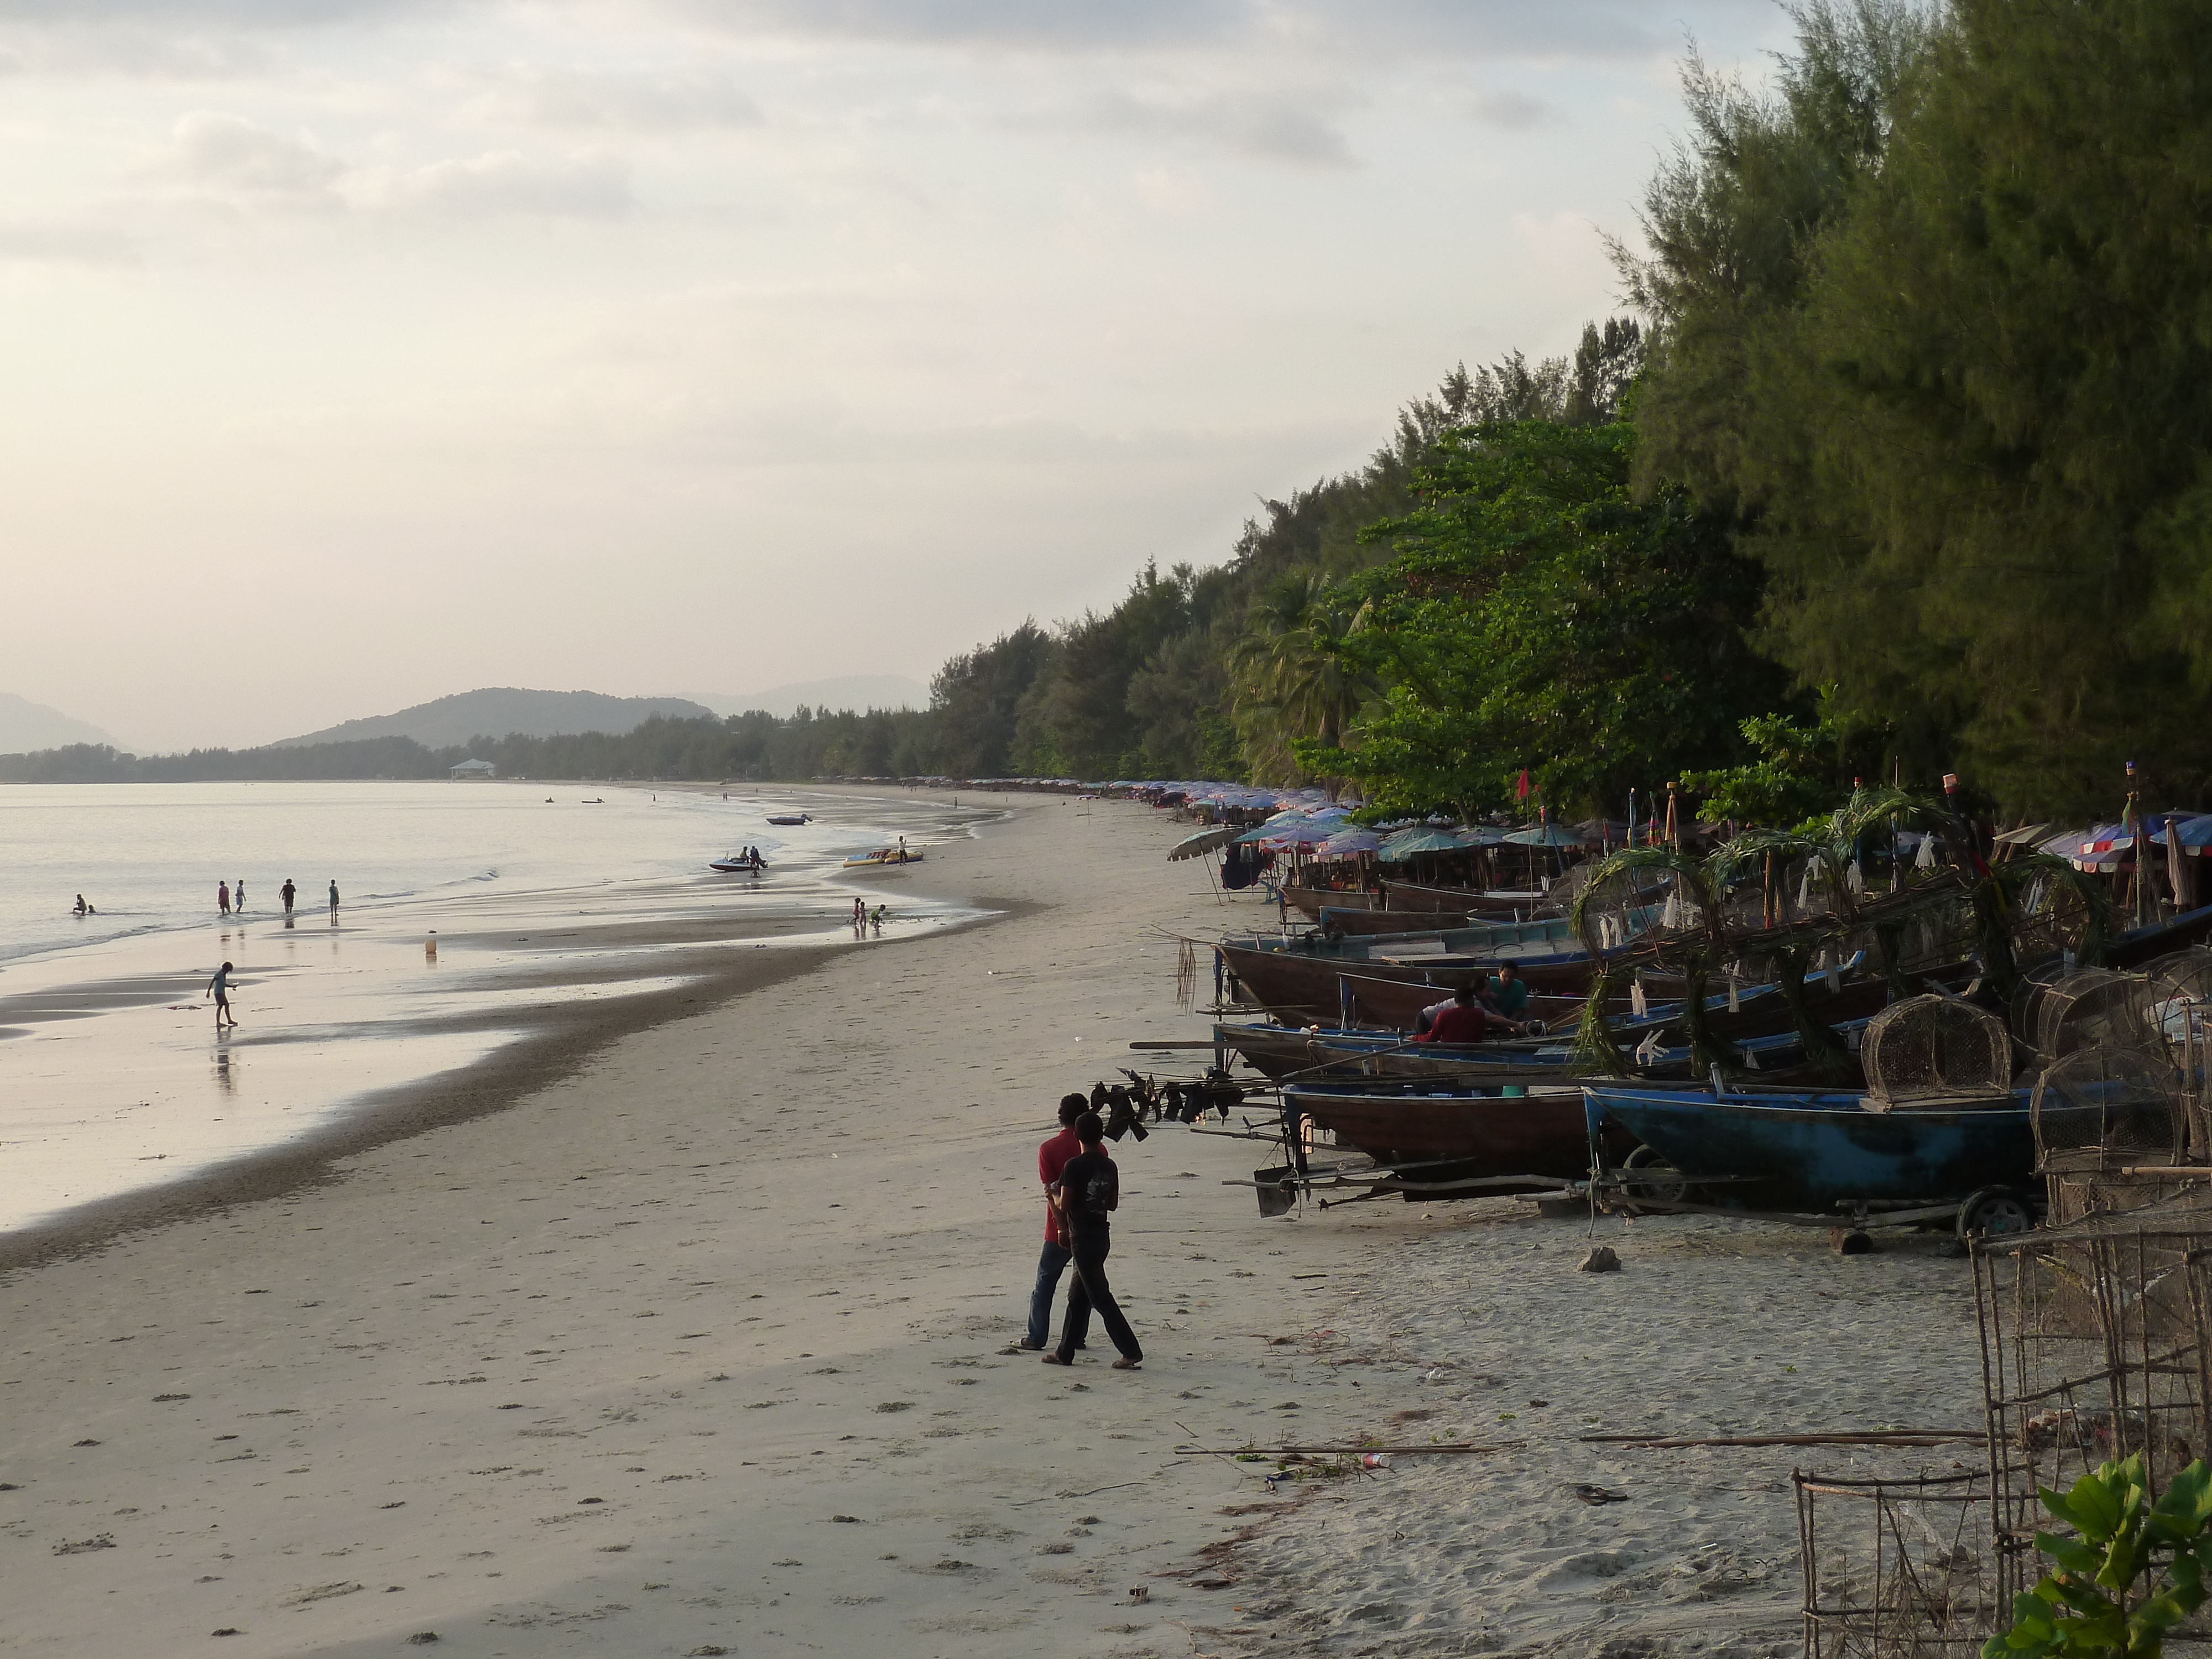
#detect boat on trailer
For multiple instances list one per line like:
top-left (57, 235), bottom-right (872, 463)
top-left (1580, 1082), bottom-right (2064, 1226)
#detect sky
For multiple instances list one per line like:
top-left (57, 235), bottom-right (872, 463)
top-left (0, 0), bottom-right (1795, 752)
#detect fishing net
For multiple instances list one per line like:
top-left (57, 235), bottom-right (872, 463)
top-left (1859, 994), bottom-right (2013, 1109)
top-left (2028, 1045), bottom-right (2188, 1168)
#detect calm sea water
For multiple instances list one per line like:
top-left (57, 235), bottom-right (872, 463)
top-left (0, 780), bottom-right (927, 966)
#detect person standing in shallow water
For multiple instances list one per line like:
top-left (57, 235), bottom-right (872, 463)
top-left (217, 881), bottom-right (230, 916)
top-left (1043, 1112), bottom-right (1142, 1371)
top-left (234, 878), bottom-right (246, 912)
top-left (328, 880), bottom-right (340, 921)
top-left (280, 878), bottom-right (296, 916)
top-left (206, 960), bottom-right (237, 1029)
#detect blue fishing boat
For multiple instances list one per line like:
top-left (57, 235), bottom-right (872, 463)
top-left (1580, 1083), bottom-right (2069, 1218)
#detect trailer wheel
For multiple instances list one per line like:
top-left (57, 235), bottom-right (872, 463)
top-left (1957, 1186), bottom-right (2033, 1241)
top-left (1621, 1144), bottom-right (1688, 1210)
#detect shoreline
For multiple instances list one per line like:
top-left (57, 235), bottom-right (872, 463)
top-left (0, 781), bottom-right (1003, 1261)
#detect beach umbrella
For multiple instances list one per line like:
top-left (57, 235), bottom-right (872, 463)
top-left (1316, 827), bottom-right (1381, 856)
top-left (1167, 825), bottom-right (1241, 861)
top-left (1378, 826), bottom-right (1468, 860)
top-left (1502, 823), bottom-right (1588, 848)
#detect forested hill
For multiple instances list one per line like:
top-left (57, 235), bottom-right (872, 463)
top-left (10, 3), bottom-right (2212, 824)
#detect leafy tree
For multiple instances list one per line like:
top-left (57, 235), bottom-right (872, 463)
top-left (1626, 0), bottom-right (2212, 816)
top-left (1678, 689), bottom-right (1892, 827)
top-left (930, 621), bottom-right (1058, 777)
top-left (1227, 571), bottom-right (1374, 786)
top-left (1300, 420), bottom-right (1790, 818)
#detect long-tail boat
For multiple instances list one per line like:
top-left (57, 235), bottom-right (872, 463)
top-left (1281, 881), bottom-right (1561, 924)
top-left (1284, 1078), bottom-right (1632, 1194)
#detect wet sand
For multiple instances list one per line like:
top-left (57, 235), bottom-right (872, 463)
top-left (0, 787), bottom-right (1988, 1657)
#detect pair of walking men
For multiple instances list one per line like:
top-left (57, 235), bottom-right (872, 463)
top-left (1024, 1094), bottom-right (1142, 1369)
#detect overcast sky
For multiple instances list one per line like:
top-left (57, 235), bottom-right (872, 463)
top-left (0, 0), bottom-right (1792, 751)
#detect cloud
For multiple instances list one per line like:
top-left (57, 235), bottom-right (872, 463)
top-left (664, 0), bottom-right (1768, 62)
top-left (0, 0), bottom-right (453, 24)
top-left (1022, 86), bottom-right (1357, 169)
top-left (168, 109), bottom-right (344, 207)
top-left (0, 220), bottom-right (140, 264)
top-left (356, 150), bottom-right (632, 220)
top-left (473, 64), bottom-right (764, 134)
top-left (1469, 88), bottom-right (1558, 129)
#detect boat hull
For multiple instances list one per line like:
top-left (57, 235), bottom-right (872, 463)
top-left (1285, 1081), bottom-right (1623, 1192)
top-left (1582, 1085), bottom-right (2056, 1213)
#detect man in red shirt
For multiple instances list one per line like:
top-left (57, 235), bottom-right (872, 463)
top-left (1021, 1094), bottom-right (1088, 1350)
top-left (1413, 983), bottom-right (1492, 1045)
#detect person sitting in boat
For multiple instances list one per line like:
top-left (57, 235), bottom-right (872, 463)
top-left (1483, 961), bottom-right (1531, 1021)
top-left (1413, 983), bottom-right (1494, 1044)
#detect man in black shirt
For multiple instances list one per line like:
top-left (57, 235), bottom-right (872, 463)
top-left (1042, 1113), bottom-right (1142, 1371)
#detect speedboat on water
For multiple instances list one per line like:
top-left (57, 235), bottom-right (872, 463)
top-left (708, 852), bottom-right (767, 873)
top-left (765, 813), bottom-right (811, 826)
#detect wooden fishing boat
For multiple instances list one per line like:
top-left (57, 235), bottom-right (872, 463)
top-left (1213, 1019), bottom-right (1567, 1083)
top-left (1386, 880), bottom-right (1561, 920)
top-left (843, 847), bottom-right (922, 869)
top-left (1284, 1078), bottom-right (1632, 1193)
top-left (1580, 1083), bottom-right (2068, 1215)
top-left (1327, 972), bottom-right (1623, 1031)
top-left (1282, 881), bottom-right (1559, 923)
top-left (1220, 912), bottom-right (1647, 1013)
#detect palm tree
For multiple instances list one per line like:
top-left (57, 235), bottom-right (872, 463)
top-left (1228, 572), bottom-right (1373, 787)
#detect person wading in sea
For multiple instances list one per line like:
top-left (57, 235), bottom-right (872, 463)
top-left (1020, 1094), bottom-right (1088, 1352)
top-left (1042, 1112), bottom-right (1142, 1371)
top-left (280, 878), bottom-right (296, 916)
top-left (206, 960), bottom-right (238, 1030)
top-left (328, 880), bottom-right (340, 922)
top-left (217, 881), bottom-right (230, 916)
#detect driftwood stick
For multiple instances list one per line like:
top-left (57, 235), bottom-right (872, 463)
top-left (1173, 1443), bottom-right (1512, 1457)
top-left (1582, 1429), bottom-right (1986, 1449)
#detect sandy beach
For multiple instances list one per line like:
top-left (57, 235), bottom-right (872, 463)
top-left (0, 787), bottom-right (1986, 1658)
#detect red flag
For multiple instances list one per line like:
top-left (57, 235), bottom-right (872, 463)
top-left (1515, 769), bottom-right (1531, 801)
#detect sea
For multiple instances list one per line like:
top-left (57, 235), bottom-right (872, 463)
top-left (0, 780), bottom-right (983, 1237)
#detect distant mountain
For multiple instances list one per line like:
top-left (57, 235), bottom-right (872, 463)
top-left (683, 675), bottom-right (930, 718)
top-left (272, 688), bottom-right (719, 750)
top-left (0, 692), bottom-right (120, 754)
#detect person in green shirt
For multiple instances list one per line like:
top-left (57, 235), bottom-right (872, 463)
top-left (1485, 961), bottom-right (1530, 1019)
